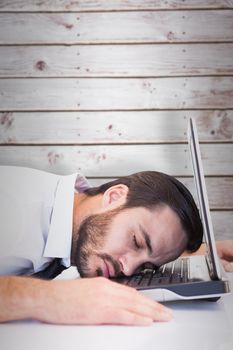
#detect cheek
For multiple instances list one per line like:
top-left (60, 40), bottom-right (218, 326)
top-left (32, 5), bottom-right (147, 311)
top-left (102, 229), bottom-right (130, 254)
top-left (89, 254), bottom-right (101, 268)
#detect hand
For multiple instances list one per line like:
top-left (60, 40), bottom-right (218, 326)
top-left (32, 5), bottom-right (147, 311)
top-left (216, 240), bottom-right (233, 272)
top-left (36, 277), bottom-right (173, 325)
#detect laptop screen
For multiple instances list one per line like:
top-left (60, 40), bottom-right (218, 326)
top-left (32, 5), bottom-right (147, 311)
top-left (187, 118), bottom-right (222, 280)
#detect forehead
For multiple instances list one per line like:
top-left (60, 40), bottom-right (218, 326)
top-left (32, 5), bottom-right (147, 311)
top-left (146, 205), bottom-right (187, 262)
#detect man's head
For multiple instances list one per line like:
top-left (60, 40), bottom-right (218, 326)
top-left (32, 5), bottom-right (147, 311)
top-left (72, 171), bottom-right (203, 278)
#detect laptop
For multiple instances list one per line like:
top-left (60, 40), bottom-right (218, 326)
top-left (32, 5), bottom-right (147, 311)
top-left (112, 118), bottom-right (230, 302)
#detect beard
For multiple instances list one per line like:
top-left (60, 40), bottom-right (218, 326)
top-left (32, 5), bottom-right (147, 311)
top-left (72, 207), bottom-right (123, 278)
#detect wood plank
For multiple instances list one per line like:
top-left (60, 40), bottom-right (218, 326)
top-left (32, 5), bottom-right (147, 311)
top-left (1, 77), bottom-right (233, 111)
top-left (211, 211), bottom-right (233, 240)
top-left (1, 110), bottom-right (233, 144)
top-left (0, 144), bottom-right (232, 176)
top-left (1, 44), bottom-right (233, 77)
top-left (1, 11), bottom-right (233, 44)
top-left (88, 177), bottom-right (233, 210)
top-left (1, 0), bottom-right (232, 12)
top-left (182, 177), bottom-right (233, 210)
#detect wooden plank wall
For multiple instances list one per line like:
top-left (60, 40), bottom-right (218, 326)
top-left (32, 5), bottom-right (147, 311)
top-left (0, 0), bottom-right (232, 240)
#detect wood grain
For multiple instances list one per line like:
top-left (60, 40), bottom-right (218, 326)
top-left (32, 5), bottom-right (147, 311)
top-left (1, 77), bottom-right (233, 111)
top-left (1, 110), bottom-right (233, 144)
top-left (0, 144), bottom-right (232, 176)
top-left (1, 44), bottom-right (233, 77)
top-left (1, 11), bottom-right (233, 44)
top-left (210, 211), bottom-right (233, 240)
top-left (0, 0), bottom-right (232, 11)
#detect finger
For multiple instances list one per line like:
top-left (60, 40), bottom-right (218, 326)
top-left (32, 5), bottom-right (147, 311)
top-left (127, 303), bottom-right (173, 322)
top-left (121, 293), bottom-right (173, 322)
top-left (113, 282), bottom-right (172, 313)
top-left (216, 241), bottom-right (233, 261)
top-left (221, 259), bottom-right (233, 272)
top-left (99, 307), bottom-right (153, 326)
top-left (103, 284), bottom-right (173, 321)
top-left (99, 278), bottom-right (173, 321)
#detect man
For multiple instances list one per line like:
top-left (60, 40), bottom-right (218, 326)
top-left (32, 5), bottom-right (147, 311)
top-left (0, 166), bottom-right (232, 326)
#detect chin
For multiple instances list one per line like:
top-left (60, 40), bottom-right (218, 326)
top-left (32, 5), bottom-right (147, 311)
top-left (78, 267), bottom-right (91, 278)
top-left (79, 266), bottom-right (100, 278)
top-left (77, 254), bottom-right (104, 278)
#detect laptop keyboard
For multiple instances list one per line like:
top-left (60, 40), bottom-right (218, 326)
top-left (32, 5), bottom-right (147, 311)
top-left (125, 257), bottom-right (190, 288)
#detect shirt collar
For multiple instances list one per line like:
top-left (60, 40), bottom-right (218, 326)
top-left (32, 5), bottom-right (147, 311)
top-left (43, 173), bottom-right (90, 267)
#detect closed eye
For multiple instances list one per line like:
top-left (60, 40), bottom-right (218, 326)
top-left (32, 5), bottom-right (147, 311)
top-left (133, 234), bottom-right (140, 249)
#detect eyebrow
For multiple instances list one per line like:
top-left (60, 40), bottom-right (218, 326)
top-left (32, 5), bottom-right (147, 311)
top-left (139, 224), bottom-right (153, 256)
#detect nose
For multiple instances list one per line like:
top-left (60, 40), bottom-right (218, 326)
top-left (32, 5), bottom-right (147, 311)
top-left (119, 255), bottom-right (142, 276)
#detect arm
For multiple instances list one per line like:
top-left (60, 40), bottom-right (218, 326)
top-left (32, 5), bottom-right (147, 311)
top-left (215, 240), bottom-right (233, 272)
top-left (0, 276), bottom-right (173, 325)
top-left (182, 240), bottom-right (233, 272)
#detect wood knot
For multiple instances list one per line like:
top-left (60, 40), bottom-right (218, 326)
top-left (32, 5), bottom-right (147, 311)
top-left (35, 60), bottom-right (46, 71)
top-left (167, 31), bottom-right (175, 40)
top-left (47, 151), bottom-right (61, 166)
top-left (0, 112), bottom-right (13, 128)
top-left (65, 24), bottom-right (74, 29)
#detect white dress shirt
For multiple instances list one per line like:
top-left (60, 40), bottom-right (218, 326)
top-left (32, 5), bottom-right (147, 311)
top-left (0, 166), bottom-right (90, 276)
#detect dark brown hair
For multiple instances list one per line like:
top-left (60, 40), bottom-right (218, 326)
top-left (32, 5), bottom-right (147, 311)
top-left (85, 171), bottom-right (203, 252)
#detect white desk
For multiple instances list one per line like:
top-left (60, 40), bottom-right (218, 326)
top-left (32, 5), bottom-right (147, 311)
top-left (1, 274), bottom-right (233, 350)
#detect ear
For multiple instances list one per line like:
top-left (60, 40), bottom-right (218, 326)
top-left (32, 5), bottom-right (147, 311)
top-left (101, 184), bottom-right (128, 210)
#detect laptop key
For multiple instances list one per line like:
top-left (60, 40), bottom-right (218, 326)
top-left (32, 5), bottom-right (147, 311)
top-left (149, 276), bottom-right (162, 285)
top-left (171, 273), bottom-right (182, 284)
top-left (171, 260), bottom-right (182, 283)
top-left (140, 271), bottom-right (154, 287)
top-left (159, 276), bottom-right (171, 284)
top-left (182, 258), bottom-right (189, 283)
top-left (162, 263), bottom-right (173, 277)
top-left (127, 274), bottom-right (143, 287)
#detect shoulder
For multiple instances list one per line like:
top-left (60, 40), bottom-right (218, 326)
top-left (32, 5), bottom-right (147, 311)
top-left (0, 166), bottom-right (60, 201)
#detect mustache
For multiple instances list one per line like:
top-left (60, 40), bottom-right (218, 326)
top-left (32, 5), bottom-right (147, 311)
top-left (98, 253), bottom-right (121, 277)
